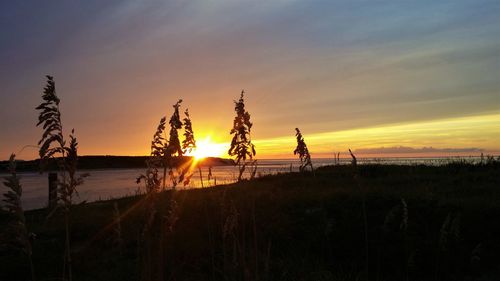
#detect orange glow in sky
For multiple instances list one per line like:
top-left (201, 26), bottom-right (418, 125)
top-left (184, 136), bottom-right (229, 160)
top-left (1, 2), bottom-right (499, 160)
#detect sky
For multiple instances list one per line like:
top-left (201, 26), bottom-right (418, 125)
top-left (1, 0), bottom-right (499, 160)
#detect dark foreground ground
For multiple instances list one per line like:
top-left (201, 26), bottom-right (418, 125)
top-left (1, 163), bottom-right (500, 281)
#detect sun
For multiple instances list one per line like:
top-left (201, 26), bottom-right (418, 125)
top-left (188, 136), bottom-right (227, 160)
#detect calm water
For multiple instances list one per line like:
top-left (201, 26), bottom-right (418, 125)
top-left (1, 157), bottom-right (480, 210)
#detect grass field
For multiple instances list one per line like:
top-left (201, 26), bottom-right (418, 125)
top-left (1, 162), bottom-right (500, 281)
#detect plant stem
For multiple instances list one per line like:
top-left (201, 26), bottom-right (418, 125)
top-left (59, 140), bottom-right (73, 281)
top-left (163, 166), bottom-right (167, 190)
top-left (362, 191), bottom-right (369, 281)
top-left (252, 200), bottom-right (259, 281)
top-left (65, 212), bottom-right (72, 281)
top-left (29, 252), bottom-right (36, 281)
top-left (199, 167), bottom-right (204, 188)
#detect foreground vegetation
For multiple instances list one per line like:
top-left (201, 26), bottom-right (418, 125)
top-left (2, 162), bottom-right (499, 281)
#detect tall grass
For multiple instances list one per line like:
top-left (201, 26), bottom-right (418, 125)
top-left (137, 106), bottom-right (188, 281)
top-left (2, 161), bottom-right (498, 280)
top-left (2, 154), bottom-right (36, 281)
top-left (181, 108), bottom-right (197, 186)
top-left (229, 91), bottom-right (256, 181)
top-left (294, 128), bottom-right (314, 174)
top-left (350, 149), bottom-right (369, 280)
top-left (140, 101), bottom-right (202, 191)
top-left (137, 150), bottom-right (161, 281)
top-left (165, 99), bottom-right (184, 189)
top-left (36, 75), bottom-right (87, 281)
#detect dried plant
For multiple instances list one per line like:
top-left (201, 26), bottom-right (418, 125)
top-left (348, 148), bottom-right (368, 279)
top-left (249, 159), bottom-right (258, 180)
top-left (228, 90), bottom-right (256, 181)
top-left (36, 77), bottom-right (88, 209)
top-left (164, 99), bottom-right (184, 189)
top-left (35, 75), bottom-right (64, 166)
top-left (450, 213), bottom-right (461, 243)
top-left (35, 76), bottom-right (87, 281)
top-left (136, 116), bottom-right (166, 194)
top-left (439, 212), bottom-right (461, 252)
top-left (137, 163), bottom-right (162, 195)
top-left (206, 166), bottom-right (213, 187)
top-left (439, 213), bottom-right (452, 252)
top-left (181, 109), bottom-right (197, 186)
top-left (182, 109), bottom-right (196, 154)
top-left (165, 198), bottom-right (179, 233)
top-left (151, 117), bottom-right (167, 159)
top-left (167, 99), bottom-right (183, 156)
top-left (137, 133), bottom-right (162, 281)
top-left (139, 202), bottom-right (158, 281)
top-left (382, 198), bottom-right (408, 233)
top-left (223, 200), bottom-right (239, 239)
top-left (208, 166), bottom-right (213, 181)
top-left (138, 112), bottom-right (187, 280)
top-left (50, 130), bottom-right (87, 281)
top-left (220, 195), bottom-right (240, 277)
top-left (293, 128), bottom-right (313, 172)
top-left (435, 211), bottom-right (463, 279)
top-left (141, 101), bottom-right (186, 191)
top-left (400, 198), bottom-right (408, 232)
top-left (168, 169), bottom-right (178, 187)
top-left (2, 154), bottom-right (36, 281)
top-left (348, 148), bottom-right (357, 167)
top-left (59, 130), bottom-right (88, 209)
top-left (137, 117), bottom-right (166, 194)
top-left (139, 103), bottom-right (184, 192)
top-left (380, 200), bottom-right (410, 277)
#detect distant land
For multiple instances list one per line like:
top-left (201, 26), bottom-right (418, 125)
top-left (0, 155), bottom-right (235, 173)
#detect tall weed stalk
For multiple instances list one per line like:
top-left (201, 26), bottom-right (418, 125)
top-left (36, 76), bottom-right (87, 281)
top-left (138, 112), bottom-right (183, 281)
top-left (2, 154), bottom-right (36, 281)
top-left (181, 108), bottom-right (197, 186)
top-left (164, 100), bottom-right (184, 189)
top-left (350, 149), bottom-right (369, 280)
top-left (294, 128), bottom-right (314, 174)
top-left (228, 91), bottom-right (256, 181)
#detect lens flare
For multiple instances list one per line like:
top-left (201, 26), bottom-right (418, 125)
top-left (187, 136), bottom-right (227, 160)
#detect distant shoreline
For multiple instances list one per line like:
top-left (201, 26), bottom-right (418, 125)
top-left (0, 155), bottom-right (235, 173)
top-left (2, 154), bottom-right (497, 173)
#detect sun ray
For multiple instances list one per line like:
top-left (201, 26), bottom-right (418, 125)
top-left (186, 136), bottom-right (227, 160)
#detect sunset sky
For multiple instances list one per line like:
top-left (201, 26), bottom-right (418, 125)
top-left (1, 0), bottom-right (499, 160)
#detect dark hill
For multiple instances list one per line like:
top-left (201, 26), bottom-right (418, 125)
top-left (0, 155), bottom-right (234, 172)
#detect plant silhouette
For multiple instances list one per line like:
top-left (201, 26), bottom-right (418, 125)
top-left (294, 128), bottom-right (313, 172)
top-left (35, 75), bottom-right (87, 281)
top-left (2, 154), bottom-right (36, 281)
top-left (181, 108), bottom-right (197, 186)
top-left (228, 90), bottom-right (256, 181)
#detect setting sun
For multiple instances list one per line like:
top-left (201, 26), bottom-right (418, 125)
top-left (187, 136), bottom-right (228, 160)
